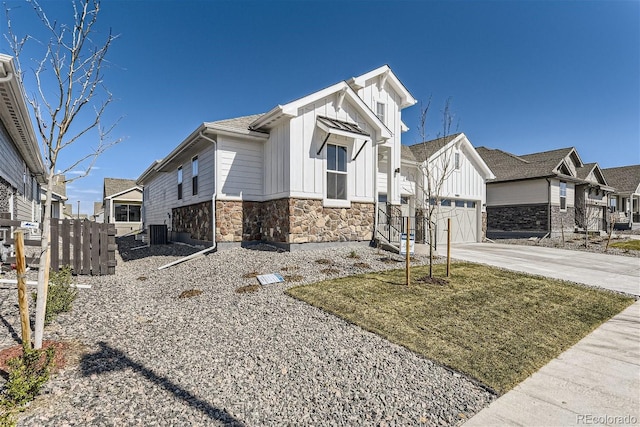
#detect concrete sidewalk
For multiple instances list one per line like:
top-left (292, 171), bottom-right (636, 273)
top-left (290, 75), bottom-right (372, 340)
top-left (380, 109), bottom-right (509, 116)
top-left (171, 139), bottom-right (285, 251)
top-left (456, 243), bottom-right (640, 426)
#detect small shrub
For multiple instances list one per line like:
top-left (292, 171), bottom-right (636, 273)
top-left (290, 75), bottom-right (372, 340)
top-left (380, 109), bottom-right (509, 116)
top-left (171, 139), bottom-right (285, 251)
top-left (137, 276), bottom-right (148, 281)
top-left (178, 289), bottom-right (202, 298)
top-left (284, 274), bottom-right (304, 282)
top-left (2, 347), bottom-right (55, 406)
top-left (347, 250), bottom-right (360, 259)
top-left (236, 285), bottom-right (261, 294)
top-left (320, 268), bottom-right (340, 275)
top-left (241, 271), bottom-right (260, 278)
top-left (32, 266), bottom-right (77, 326)
top-left (281, 265), bottom-right (299, 272)
top-left (353, 262), bottom-right (371, 269)
top-left (315, 258), bottom-right (332, 265)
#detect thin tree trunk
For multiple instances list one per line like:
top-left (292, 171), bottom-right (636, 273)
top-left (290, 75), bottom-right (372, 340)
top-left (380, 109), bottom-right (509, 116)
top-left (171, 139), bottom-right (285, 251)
top-left (34, 171), bottom-right (53, 349)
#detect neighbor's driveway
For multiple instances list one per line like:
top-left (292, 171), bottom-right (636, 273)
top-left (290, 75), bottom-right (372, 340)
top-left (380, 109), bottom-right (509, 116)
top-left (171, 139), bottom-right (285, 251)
top-left (451, 243), bottom-right (640, 296)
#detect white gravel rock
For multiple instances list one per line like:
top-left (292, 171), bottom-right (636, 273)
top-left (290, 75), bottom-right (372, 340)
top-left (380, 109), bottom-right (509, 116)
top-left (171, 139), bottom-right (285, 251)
top-left (2, 238), bottom-right (494, 426)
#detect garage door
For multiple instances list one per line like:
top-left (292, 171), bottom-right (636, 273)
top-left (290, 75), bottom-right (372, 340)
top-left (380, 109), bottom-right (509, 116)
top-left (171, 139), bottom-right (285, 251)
top-left (434, 199), bottom-right (478, 244)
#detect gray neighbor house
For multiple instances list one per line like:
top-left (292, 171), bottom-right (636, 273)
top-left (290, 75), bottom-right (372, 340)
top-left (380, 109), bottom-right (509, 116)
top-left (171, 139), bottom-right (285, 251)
top-left (602, 165), bottom-right (640, 230)
top-left (476, 146), bottom-right (614, 238)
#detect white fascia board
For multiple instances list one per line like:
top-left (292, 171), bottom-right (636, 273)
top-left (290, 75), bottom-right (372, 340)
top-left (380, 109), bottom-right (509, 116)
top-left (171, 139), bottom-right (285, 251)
top-left (400, 121), bottom-right (409, 133)
top-left (204, 123), bottom-right (269, 141)
top-left (106, 186), bottom-right (143, 200)
top-left (0, 54), bottom-right (46, 179)
top-left (349, 65), bottom-right (417, 109)
top-left (459, 136), bottom-right (496, 180)
top-left (136, 160), bottom-right (160, 186)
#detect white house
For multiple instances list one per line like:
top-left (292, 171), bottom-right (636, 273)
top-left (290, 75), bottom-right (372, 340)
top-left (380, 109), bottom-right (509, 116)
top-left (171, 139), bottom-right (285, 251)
top-left (103, 178), bottom-right (143, 236)
top-left (137, 66), bottom-right (494, 250)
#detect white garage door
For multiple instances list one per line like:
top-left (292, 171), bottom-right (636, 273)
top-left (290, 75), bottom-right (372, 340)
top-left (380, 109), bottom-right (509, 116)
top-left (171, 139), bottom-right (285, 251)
top-left (435, 199), bottom-right (478, 244)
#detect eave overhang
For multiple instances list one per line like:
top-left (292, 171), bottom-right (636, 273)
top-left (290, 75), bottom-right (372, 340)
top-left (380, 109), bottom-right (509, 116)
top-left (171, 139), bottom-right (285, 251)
top-left (347, 65), bottom-right (417, 109)
top-left (0, 54), bottom-right (46, 182)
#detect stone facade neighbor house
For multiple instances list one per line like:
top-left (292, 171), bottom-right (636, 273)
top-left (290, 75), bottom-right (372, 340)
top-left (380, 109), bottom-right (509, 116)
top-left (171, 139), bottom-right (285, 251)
top-left (602, 165), bottom-right (640, 230)
top-left (42, 174), bottom-right (68, 219)
top-left (477, 146), bottom-right (613, 238)
top-left (138, 65), bottom-right (422, 249)
top-left (103, 178), bottom-right (143, 236)
top-left (0, 54), bottom-right (46, 244)
top-left (390, 133), bottom-right (494, 245)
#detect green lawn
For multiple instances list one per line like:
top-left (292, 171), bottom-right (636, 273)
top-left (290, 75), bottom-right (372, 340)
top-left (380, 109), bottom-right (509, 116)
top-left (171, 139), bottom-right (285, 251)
top-left (610, 239), bottom-right (640, 251)
top-left (286, 263), bottom-right (634, 394)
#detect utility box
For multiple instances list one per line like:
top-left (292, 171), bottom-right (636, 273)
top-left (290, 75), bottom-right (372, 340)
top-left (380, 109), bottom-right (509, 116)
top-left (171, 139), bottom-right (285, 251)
top-left (149, 224), bottom-right (168, 245)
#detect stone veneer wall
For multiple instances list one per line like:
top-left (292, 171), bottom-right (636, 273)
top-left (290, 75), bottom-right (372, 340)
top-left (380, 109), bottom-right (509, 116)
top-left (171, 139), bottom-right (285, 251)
top-left (0, 176), bottom-right (12, 217)
top-left (481, 211), bottom-right (487, 240)
top-left (550, 205), bottom-right (575, 236)
top-left (172, 200), bottom-right (213, 242)
top-left (487, 204), bottom-right (548, 232)
top-left (215, 198), bottom-right (374, 245)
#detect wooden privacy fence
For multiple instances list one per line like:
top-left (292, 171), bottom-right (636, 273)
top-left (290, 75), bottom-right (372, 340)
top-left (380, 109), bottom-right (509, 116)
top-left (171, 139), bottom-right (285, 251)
top-left (1, 218), bottom-right (117, 275)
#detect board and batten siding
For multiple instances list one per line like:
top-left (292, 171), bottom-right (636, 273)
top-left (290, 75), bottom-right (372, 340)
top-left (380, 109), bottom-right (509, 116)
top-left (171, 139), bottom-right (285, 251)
top-left (282, 95), bottom-right (375, 203)
top-left (142, 143), bottom-right (215, 226)
top-left (549, 178), bottom-right (575, 208)
top-left (217, 136), bottom-right (263, 200)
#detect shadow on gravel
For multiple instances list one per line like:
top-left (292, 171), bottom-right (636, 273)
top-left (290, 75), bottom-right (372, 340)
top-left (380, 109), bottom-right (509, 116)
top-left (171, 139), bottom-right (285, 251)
top-left (116, 236), bottom-right (202, 262)
top-left (80, 341), bottom-right (245, 426)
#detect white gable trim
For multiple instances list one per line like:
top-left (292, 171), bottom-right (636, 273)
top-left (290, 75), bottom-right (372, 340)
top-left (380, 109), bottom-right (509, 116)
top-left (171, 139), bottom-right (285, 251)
top-left (251, 81), bottom-right (392, 140)
top-left (105, 186), bottom-right (142, 200)
top-left (427, 133), bottom-right (495, 180)
top-left (348, 65), bottom-right (417, 109)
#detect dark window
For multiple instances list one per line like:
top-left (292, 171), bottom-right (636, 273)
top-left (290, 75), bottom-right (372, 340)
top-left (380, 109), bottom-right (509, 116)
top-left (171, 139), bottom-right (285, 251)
top-left (114, 204), bottom-right (141, 222)
top-left (467, 201), bottom-right (477, 208)
top-left (327, 144), bottom-right (347, 200)
top-left (455, 200), bottom-right (465, 208)
top-left (177, 166), bottom-right (183, 200)
top-left (192, 156), bottom-right (198, 195)
top-left (441, 199), bottom-right (451, 207)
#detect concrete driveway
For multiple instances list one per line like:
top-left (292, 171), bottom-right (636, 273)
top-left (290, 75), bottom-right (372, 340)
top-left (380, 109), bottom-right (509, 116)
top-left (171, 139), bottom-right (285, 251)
top-left (455, 242), bottom-right (640, 426)
top-left (451, 242), bottom-right (640, 296)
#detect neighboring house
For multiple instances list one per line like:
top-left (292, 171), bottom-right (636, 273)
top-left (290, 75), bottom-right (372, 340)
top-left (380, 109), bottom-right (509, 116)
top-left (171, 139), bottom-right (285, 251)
top-left (602, 165), bottom-right (640, 230)
top-left (103, 178), bottom-right (142, 236)
top-left (91, 201), bottom-right (104, 223)
top-left (0, 54), bottom-right (46, 245)
top-left (138, 65), bottom-right (419, 249)
top-left (477, 146), bottom-right (613, 238)
top-left (42, 174), bottom-right (68, 219)
top-left (390, 133), bottom-right (495, 245)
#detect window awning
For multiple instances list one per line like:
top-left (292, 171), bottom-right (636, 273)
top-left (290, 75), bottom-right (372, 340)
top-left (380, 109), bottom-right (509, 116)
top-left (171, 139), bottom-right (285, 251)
top-left (316, 116), bottom-right (370, 139)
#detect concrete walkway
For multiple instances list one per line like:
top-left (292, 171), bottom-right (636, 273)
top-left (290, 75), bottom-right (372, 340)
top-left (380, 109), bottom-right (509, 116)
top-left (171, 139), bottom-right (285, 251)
top-left (455, 243), bottom-right (640, 426)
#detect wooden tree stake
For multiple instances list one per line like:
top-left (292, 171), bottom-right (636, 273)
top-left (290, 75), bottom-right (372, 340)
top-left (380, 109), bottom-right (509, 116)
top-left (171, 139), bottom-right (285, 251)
top-left (406, 216), bottom-right (410, 286)
top-left (447, 218), bottom-right (451, 277)
top-left (14, 230), bottom-right (32, 351)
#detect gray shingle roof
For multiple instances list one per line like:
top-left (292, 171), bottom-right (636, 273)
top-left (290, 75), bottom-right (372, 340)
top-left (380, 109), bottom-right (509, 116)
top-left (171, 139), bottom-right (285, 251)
top-left (476, 146), bottom-right (579, 182)
top-left (407, 133), bottom-right (461, 162)
top-left (104, 178), bottom-right (138, 198)
top-left (401, 145), bottom-right (416, 162)
top-left (602, 165), bottom-right (640, 194)
top-left (208, 114), bottom-right (265, 132)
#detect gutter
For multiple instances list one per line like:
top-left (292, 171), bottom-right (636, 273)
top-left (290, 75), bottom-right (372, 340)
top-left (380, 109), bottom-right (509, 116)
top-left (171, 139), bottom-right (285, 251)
top-left (199, 131), bottom-right (218, 252)
top-left (157, 131), bottom-right (218, 270)
top-left (546, 178), bottom-right (552, 235)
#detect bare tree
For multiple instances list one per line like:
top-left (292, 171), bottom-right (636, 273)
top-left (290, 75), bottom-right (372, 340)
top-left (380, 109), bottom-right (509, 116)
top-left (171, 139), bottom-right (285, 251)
top-left (5, 0), bottom-right (120, 349)
top-left (413, 97), bottom-right (456, 278)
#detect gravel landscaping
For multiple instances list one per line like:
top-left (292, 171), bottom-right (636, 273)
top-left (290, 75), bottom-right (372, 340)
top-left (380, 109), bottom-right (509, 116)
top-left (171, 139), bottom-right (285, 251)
top-left (1, 238), bottom-right (495, 426)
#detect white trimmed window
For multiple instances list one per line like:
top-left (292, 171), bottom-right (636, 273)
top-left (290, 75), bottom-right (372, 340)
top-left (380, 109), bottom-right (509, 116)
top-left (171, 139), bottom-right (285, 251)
top-left (376, 102), bottom-right (385, 123)
top-left (326, 144), bottom-right (347, 200)
top-left (114, 203), bottom-right (141, 222)
top-left (454, 152), bottom-right (460, 170)
top-left (192, 156), bottom-right (198, 196)
top-left (560, 181), bottom-right (567, 210)
top-left (177, 166), bottom-right (183, 200)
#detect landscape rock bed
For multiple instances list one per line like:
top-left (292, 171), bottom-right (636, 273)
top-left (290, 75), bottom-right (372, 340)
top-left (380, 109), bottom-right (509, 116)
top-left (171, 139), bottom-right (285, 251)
top-left (495, 234), bottom-right (640, 258)
top-left (2, 237), bottom-right (494, 426)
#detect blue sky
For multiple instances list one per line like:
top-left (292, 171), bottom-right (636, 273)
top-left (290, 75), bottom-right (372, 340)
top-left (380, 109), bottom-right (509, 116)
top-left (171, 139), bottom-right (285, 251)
top-left (2, 0), bottom-right (639, 214)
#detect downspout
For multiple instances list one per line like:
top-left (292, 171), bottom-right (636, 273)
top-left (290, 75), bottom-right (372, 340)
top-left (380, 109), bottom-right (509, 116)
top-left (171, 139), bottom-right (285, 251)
top-left (199, 131), bottom-right (217, 250)
top-left (373, 139), bottom-right (378, 242)
top-left (545, 178), bottom-right (552, 235)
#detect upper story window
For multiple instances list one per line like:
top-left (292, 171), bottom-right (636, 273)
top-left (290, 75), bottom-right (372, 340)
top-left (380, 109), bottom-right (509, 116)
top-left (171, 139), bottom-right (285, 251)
top-left (192, 156), bottom-right (199, 196)
top-left (376, 102), bottom-right (385, 124)
top-left (326, 144), bottom-right (347, 200)
top-left (454, 152), bottom-right (460, 170)
top-left (559, 181), bottom-right (567, 210)
top-left (177, 166), bottom-right (183, 200)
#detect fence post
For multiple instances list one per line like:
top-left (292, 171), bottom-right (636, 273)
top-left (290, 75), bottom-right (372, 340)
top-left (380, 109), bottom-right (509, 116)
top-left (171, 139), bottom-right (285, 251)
top-left (107, 224), bottom-right (116, 275)
top-left (50, 218), bottom-right (59, 272)
top-left (61, 219), bottom-right (70, 267)
top-left (73, 220), bottom-right (82, 273)
top-left (82, 220), bottom-right (91, 275)
top-left (14, 230), bottom-right (32, 350)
